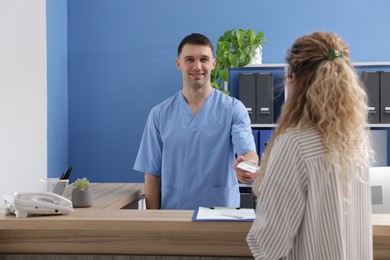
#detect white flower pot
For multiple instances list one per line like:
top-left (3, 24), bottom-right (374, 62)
top-left (249, 46), bottom-right (262, 65)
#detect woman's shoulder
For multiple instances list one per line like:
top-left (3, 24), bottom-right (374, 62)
top-left (279, 127), bottom-right (324, 152)
top-left (283, 127), bottom-right (320, 139)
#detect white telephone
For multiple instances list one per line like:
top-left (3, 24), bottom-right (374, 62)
top-left (3, 191), bottom-right (73, 218)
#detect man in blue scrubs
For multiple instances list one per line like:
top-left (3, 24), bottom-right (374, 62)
top-left (133, 33), bottom-right (258, 209)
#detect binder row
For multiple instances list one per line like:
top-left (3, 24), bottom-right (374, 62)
top-left (240, 71), bottom-right (390, 125)
top-left (252, 129), bottom-right (273, 160)
top-left (239, 73), bottom-right (275, 124)
top-left (361, 71), bottom-right (390, 124)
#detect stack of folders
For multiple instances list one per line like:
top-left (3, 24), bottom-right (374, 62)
top-left (360, 71), bottom-right (390, 124)
top-left (239, 73), bottom-right (274, 124)
top-left (192, 207), bottom-right (255, 222)
top-left (252, 129), bottom-right (273, 159)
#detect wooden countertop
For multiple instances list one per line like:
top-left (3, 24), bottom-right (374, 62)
top-left (373, 214), bottom-right (390, 259)
top-left (1, 183), bottom-right (390, 259)
top-left (0, 209), bottom-right (251, 257)
top-left (62, 182), bottom-right (144, 209)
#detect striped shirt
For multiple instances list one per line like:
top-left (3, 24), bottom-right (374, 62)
top-left (247, 127), bottom-right (372, 260)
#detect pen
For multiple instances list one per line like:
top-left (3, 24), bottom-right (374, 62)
top-left (60, 166), bottom-right (73, 180)
top-left (209, 207), bottom-right (240, 210)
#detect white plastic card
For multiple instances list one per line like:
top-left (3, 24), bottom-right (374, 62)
top-left (237, 162), bottom-right (260, 173)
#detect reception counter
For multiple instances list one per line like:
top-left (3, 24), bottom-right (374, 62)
top-left (1, 183), bottom-right (390, 259)
top-left (0, 183), bottom-right (251, 259)
top-left (0, 209), bottom-right (252, 257)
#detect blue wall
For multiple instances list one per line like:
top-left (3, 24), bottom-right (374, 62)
top-left (47, 0), bottom-right (68, 178)
top-left (47, 0), bottom-right (390, 182)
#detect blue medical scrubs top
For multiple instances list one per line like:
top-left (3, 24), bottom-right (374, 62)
top-left (133, 89), bottom-right (256, 209)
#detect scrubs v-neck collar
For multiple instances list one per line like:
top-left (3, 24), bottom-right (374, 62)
top-left (180, 89), bottom-right (214, 128)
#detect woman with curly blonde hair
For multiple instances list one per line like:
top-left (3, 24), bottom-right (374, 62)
top-left (245, 32), bottom-right (373, 260)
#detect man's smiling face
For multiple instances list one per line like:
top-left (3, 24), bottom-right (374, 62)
top-left (176, 44), bottom-right (216, 89)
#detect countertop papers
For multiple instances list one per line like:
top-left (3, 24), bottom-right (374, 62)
top-left (192, 207), bottom-right (255, 222)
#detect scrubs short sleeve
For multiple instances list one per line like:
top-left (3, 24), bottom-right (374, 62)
top-left (231, 99), bottom-right (257, 156)
top-left (133, 107), bottom-right (162, 176)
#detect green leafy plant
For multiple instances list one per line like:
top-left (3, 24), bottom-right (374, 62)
top-left (72, 177), bottom-right (90, 190)
top-left (211, 28), bottom-right (266, 93)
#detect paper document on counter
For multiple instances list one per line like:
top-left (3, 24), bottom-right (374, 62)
top-left (192, 207), bottom-right (255, 222)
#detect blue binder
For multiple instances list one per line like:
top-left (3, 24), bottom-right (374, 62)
top-left (252, 130), bottom-right (259, 155)
top-left (259, 129), bottom-right (273, 159)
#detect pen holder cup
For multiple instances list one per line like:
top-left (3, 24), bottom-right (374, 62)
top-left (40, 178), bottom-right (69, 196)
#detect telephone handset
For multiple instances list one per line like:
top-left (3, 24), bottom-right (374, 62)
top-left (3, 191), bottom-right (73, 218)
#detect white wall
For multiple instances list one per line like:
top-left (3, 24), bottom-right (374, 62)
top-left (370, 167), bottom-right (390, 213)
top-left (370, 130), bottom-right (388, 167)
top-left (0, 0), bottom-right (47, 205)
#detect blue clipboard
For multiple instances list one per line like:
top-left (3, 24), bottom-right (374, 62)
top-left (192, 207), bottom-right (255, 222)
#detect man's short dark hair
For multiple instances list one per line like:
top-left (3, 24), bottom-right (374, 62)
top-left (177, 33), bottom-right (214, 57)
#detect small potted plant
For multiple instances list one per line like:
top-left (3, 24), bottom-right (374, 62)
top-left (211, 28), bottom-right (266, 93)
top-left (71, 177), bottom-right (93, 208)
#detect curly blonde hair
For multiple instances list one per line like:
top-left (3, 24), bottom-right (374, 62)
top-left (253, 32), bottom-right (372, 196)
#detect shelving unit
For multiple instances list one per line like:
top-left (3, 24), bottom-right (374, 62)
top-left (229, 62), bottom-right (390, 166)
